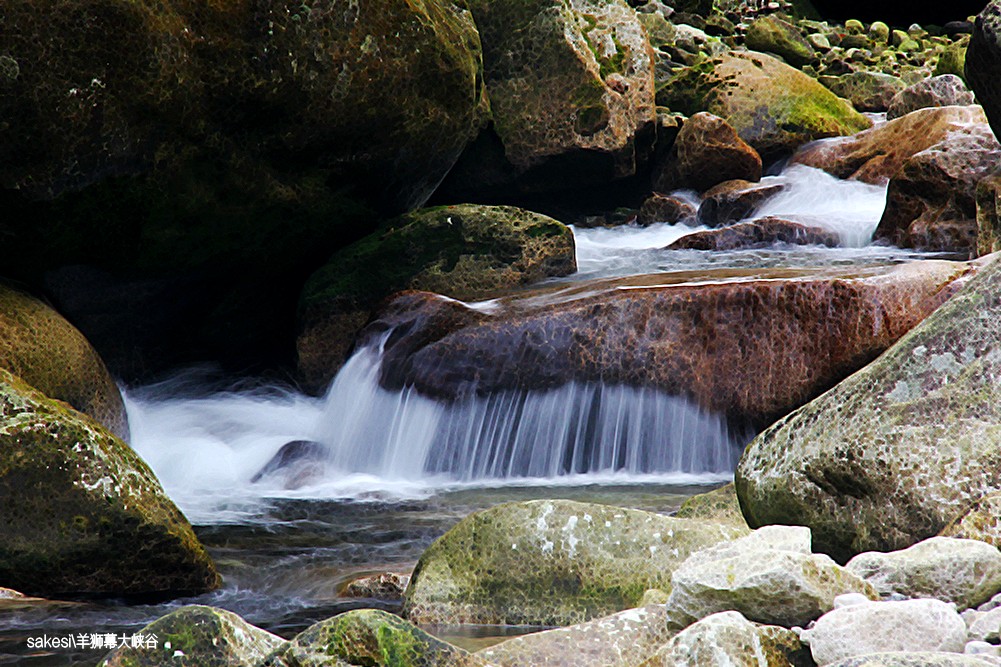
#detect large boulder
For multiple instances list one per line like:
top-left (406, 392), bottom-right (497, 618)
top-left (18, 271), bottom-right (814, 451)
top-left (477, 604), bottom-right (672, 667)
top-left (791, 105), bottom-right (989, 184)
top-left (659, 51), bottom-right (871, 161)
top-left (845, 537), bottom-right (1001, 609)
top-left (735, 253), bottom-right (1001, 562)
top-left (270, 609), bottom-right (486, 667)
top-left (0, 0), bottom-right (484, 381)
top-left (366, 260), bottom-right (974, 429)
top-left (968, 0), bottom-right (1001, 137)
top-left (297, 204), bottom-right (576, 391)
top-left (800, 599), bottom-right (968, 666)
top-left (401, 499), bottom-right (747, 626)
top-left (674, 483), bottom-right (748, 528)
top-left (0, 369), bottom-right (219, 598)
top-left (820, 72), bottom-right (907, 113)
top-left (640, 611), bottom-right (810, 667)
top-left (99, 605), bottom-right (285, 667)
top-left (0, 284), bottom-right (128, 440)
top-left (874, 121), bottom-right (1001, 253)
top-left (436, 0), bottom-right (657, 199)
top-left (886, 75), bottom-right (976, 119)
top-left (652, 112), bottom-right (762, 193)
top-left (745, 16), bottom-right (816, 67)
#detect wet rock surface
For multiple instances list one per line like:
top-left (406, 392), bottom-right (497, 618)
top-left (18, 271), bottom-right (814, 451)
top-left (695, 181), bottom-right (784, 227)
top-left (887, 75), bottom-right (976, 119)
top-left (653, 112), bottom-right (762, 194)
top-left (669, 217), bottom-right (840, 250)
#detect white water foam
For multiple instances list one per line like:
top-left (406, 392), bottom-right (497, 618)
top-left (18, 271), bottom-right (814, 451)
top-left (126, 334), bottom-right (741, 520)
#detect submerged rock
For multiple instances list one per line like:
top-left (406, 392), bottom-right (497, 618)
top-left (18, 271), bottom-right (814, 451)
top-left (653, 112), bottom-right (762, 193)
top-left (99, 605), bottom-right (285, 667)
top-left (368, 260), bottom-right (973, 429)
top-left (668, 217), bottom-right (840, 250)
top-left (340, 572), bottom-right (412, 602)
top-left (0, 284), bottom-right (129, 440)
top-left (402, 499), bottom-right (746, 626)
top-left (791, 105), bottom-right (989, 184)
top-left (801, 599), bottom-right (968, 665)
top-left (477, 604), bottom-right (671, 667)
top-left (845, 537), bottom-right (1001, 609)
top-left (297, 204), bottom-right (575, 392)
top-left (735, 253), bottom-right (1001, 561)
top-left (659, 51), bottom-right (870, 160)
top-left (271, 608), bottom-right (486, 667)
top-left (641, 610), bottom-right (810, 667)
top-left (0, 369), bottom-right (219, 598)
top-left (250, 440), bottom-right (328, 490)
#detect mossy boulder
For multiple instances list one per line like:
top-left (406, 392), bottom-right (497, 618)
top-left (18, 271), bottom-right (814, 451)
top-left (0, 0), bottom-right (484, 380)
top-left (735, 253), bottom-right (1001, 562)
top-left (675, 483), bottom-right (748, 528)
top-left (297, 204), bottom-right (576, 392)
top-left (99, 605), bottom-right (285, 667)
top-left (745, 16), bottom-right (816, 67)
top-left (436, 0), bottom-right (656, 199)
top-left (819, 71), bottom-right (906, 112)
top-left (0, 369), bottom-right (219, 598)
top-left (401, 499), bottom-right (748, 626)
top-left (0, 284), bottom-right (128, 440)
top-left (270, 609), bottom-right (486, 667)
top-left (658, 51), bottom-right (871, 161)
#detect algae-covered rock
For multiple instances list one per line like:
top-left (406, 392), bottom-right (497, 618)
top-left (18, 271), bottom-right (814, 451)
top-left (640, 610), bottom-right (810, 667)
top-left (402, 499), bottom-right (747, 626)
top-left (801, 599), bottom-right (968, 665)
top-left (99, 605), bottom-right (285, 667)
top-left (845, 537), bottom-right (1001, 609)
top-left (735, 253), bottom-right (1001, 562)
top-left (659, 51), bottom-right (870, 160)
top-left (0, 284), bottom-right (128, 440)
top-left (0, 369), bottom-right (218, 598)
top-left (271, 608), bottom-right (486, 667)
top-left (745, 16), bottom-right (816, 67)
top-left (446, 0), bottom-right (656, 195)
top-left (297, 204), bottom-right (575, 391)
top-left (675, 483), bottom-right (748, 528)
top-left (477, 604), bottom-right (671, 667)
top-left (666, 526), bottom-right (877, 629)
top-left (820, 72), bottom-right (906, 112)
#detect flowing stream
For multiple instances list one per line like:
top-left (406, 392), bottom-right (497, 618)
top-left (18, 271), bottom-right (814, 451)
top-left (0, 163), bottom-right (956, 665)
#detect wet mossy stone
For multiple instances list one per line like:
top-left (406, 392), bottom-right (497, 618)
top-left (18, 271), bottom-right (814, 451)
top-left (297, 204), bottom-right (576, 392)
top-left (0, 284), bottom-right (129, 441)
top-left (99, 605), bottom-right (285, 667)
top-left (745, 16), bottom-right (816, 67)
top-left (675, 483), bottom-right (748, 528)
top-left (270, 608), bottom-right (487, 667)
top-left (402, 499), bottom-right (748, 626)
top-left (658, 51), bottom-right (871, 161)
top-left (0, 369), bottom-right (219, 598)
top-left (735, 253), bottom-right (1001, 562)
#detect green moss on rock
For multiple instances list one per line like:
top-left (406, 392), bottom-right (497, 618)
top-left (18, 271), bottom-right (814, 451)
top-left (0, 285), bottom-right (129, 440)
top-left (675, 483), bottom-right (748, 528)
top-left (0, 369), bottom-right (219, 598)
top-left (99, 605), bottom-right (285, 667)
top-left (402, 499), bottom-right (748, 626)
top-left (271, 609), bottom-right (486, 667)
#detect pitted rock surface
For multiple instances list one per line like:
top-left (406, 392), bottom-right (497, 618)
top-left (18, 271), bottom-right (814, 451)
top-left (791, 105), bottom-right (989, 184)
top-left (735, 253), bottom-right (1001, 562)
top-left (99, 605), bottom-right (285, 667)
top-left (369, 261), bottom-right (974, 428)
top-left (695, 180), bottom-right (784, 227)
top-left (820, 72), bottom-right (906, 113)
top-left (402, 499), bottom-right (747, 626)
top-left (887, 75), bottom-right (976, 119)
top-left (653, 112), bottom-right (761, 193)
top-left (940, 491), bottom-right (1001, 547)
top-left (0, 285), bottom-right (129, 440)
top-left (0, 369), bottom-right (218, 598)
top-left (669, 216), bottom-right (839, 250)
top-left (638, 193), bottom-right (697, 225)
top-left (875, 122), bottom-right (1001, 253)
top-left (477, 605), bottom-right (671, 667)
top-left (827, 653), bottom-right (1001, 667)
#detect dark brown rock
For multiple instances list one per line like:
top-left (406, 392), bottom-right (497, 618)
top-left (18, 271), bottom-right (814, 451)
top-left (875, 123), bottom-right (1001, 253)
top-left (367, 261), bottom-right (971, 428)
top-left (696, 180), bottom-right (784, 227)
top-left (976, 169), bottom-right (1001, 257)
top-left (653, 112), bottom-right (762, 193)
top-left (791, 105), bottom-right (989, 184)
top-left (968, 1), bottom-right (1001, 137)
top-left (637, 193), bottom-right (697, 225)
top-left (668, 217), bottom-right (840, 250)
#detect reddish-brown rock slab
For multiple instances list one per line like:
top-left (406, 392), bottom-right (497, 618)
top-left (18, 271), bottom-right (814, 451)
top-left (653, 112), bottom-right (762, 194)
top-left (791, 105), bottom-right (989, 184)
top-left (696, 180), bottom-right (784, 227)
top-left (668, 217), bottom-right (840, 251)
top-left (363, 260), bottom-right (977, 429)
